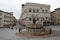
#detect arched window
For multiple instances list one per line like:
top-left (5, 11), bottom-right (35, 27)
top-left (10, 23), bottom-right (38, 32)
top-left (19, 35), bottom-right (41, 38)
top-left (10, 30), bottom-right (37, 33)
top-left (29, 18), bottom-right (31, 21)
top-left (42, 10), bottom-right (44, 13)
top-left (29, 8), bottom-right (31, 12)
top-left (22, 4), bottom-right (25, 8)
top-left (33, 9), bottom-right (35, 12)
top-left (46, 17), bottom-right (48, 19)
top-left (46, 10), bottom-right (48, 13)
top-left (37, 9), bottom-right (39, 13)
top-left (0, 18), bottom-right (2, 20)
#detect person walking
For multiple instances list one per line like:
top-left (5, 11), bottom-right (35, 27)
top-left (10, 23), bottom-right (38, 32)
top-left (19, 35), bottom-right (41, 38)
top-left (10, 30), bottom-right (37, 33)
top-left (19, 28), bottom-right (21, 32)
top-left (49, 28), bottom-right (52, 34)
top-left (11, 27), bottom-right (13, 30)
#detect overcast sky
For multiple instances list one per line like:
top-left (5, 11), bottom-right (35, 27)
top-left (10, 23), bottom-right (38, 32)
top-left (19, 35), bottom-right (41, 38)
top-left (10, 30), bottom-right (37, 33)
top-left (0, 0), bottom-right (60, 19)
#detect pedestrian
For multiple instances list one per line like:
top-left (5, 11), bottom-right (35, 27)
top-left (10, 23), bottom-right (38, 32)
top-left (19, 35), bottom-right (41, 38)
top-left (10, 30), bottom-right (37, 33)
top-left (19, 28), bottom-right (21, 33)
top-left (11, 27), bottom-right (13, 30)
top-left (49, 28), bottom-right (52, 34)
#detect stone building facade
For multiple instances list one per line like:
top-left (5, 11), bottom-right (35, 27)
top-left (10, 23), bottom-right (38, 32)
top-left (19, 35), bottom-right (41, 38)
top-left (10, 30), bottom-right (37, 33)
top-left (0, 10), bottom-right (17, 27)
top-left (20, 3), bottom-right (51, 26)
top-left (51, 8), bottom-right (60, 25)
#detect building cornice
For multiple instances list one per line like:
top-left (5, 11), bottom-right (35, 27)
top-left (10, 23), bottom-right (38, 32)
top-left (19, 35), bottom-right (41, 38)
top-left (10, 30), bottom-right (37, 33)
top-left (0, 10), bottom-right (13, 15)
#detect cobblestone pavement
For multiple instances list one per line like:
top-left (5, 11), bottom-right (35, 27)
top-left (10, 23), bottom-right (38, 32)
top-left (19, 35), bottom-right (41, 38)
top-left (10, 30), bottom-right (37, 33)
top-left (0, 24), bottom-right (60, 40)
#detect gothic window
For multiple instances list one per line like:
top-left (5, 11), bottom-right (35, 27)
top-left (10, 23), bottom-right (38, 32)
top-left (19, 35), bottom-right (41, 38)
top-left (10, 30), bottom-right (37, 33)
top-left (42, 18), bottom-right (44, 20)
top-left (46, 17), bottom-right (48, 19)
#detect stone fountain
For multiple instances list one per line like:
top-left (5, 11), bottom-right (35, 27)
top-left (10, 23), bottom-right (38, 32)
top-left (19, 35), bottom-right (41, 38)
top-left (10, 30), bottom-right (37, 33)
top-left (20, 16), bottom-right (52, 36)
